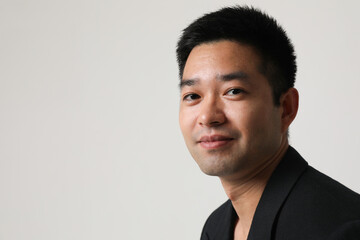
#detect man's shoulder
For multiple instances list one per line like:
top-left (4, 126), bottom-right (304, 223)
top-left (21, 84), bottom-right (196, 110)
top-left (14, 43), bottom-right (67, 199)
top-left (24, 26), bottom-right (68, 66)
top-left (251, 146), bottom-right (360, 239)
top-left (299, 165), bottom-right (360, 205)
top-left (277, 146), bottom-right (360, 208)
top-left (274, 155), bottom-right (360, 239)
top-left (283, 164), bottom-right (360, 219)
top-left (282, 162), bottom-right (360, 214)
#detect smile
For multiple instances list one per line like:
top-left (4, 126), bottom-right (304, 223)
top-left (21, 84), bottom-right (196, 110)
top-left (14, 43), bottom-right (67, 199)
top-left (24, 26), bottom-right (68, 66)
top-left (197, 135), bottom-right (234, 149)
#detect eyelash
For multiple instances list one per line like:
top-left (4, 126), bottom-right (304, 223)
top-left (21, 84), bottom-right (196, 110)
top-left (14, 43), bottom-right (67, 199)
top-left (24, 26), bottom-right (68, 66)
top-left (225, 88), bottom-right (245, 95)
top-left (182, 88), bottom-right (246, 102)
top-left (183, 93), bottom-right (201, 101)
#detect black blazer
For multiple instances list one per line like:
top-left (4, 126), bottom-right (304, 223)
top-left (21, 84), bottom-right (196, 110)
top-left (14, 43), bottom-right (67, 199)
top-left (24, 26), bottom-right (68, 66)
top-left (201, 146), bottom-right (360, 240)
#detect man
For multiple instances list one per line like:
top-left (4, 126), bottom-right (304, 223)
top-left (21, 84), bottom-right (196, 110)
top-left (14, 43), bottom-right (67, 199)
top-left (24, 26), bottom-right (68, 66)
top-left (176, 6), bottom-right (360, 240)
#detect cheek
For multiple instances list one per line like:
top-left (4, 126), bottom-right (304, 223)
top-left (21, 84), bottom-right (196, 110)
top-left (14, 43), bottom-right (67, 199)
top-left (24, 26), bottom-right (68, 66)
top-left (225, 102), bottom-right (279, 133)
top-left (179, 107), bottom-right (196, 137)
top-left (249, 106), bottom-right (282, 141)
top-left (225, 103), bottom-right (257, 127)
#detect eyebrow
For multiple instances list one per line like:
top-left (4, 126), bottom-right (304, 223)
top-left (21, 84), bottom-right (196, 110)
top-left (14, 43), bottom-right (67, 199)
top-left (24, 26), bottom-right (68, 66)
top-left (179, 71), bottom-right (249, 89)
top-left (217, 71), bottom-right (249, 82)
top-left (179, 79), bottom-right (199, 89)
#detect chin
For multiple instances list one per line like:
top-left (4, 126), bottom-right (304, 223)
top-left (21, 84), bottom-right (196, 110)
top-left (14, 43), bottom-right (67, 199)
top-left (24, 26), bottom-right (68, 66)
top-left (193, 151), bottom-right (240, 175)
top-left (198, 162), bottom-right (234, 177)
top-left (200, 168), bottom-right (221, 176)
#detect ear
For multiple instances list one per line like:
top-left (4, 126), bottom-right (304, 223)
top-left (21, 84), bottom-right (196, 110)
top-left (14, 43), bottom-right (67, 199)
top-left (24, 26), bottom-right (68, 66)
top-left (279, 88), bottom-right (299, 133)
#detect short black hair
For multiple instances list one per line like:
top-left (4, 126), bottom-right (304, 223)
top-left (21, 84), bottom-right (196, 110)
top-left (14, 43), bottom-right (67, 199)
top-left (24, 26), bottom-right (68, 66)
top-left (176, 6), bottom-right (297, 105)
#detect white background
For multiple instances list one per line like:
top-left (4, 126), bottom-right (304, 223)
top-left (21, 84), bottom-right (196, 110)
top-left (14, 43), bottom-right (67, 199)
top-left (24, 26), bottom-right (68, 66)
top-left (1, 0), bottom-right (359, 239)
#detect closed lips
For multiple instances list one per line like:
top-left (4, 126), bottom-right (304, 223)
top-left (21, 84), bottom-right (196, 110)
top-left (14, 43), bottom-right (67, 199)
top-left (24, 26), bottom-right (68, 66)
top-left (198, 135), bottom-right (234, 142)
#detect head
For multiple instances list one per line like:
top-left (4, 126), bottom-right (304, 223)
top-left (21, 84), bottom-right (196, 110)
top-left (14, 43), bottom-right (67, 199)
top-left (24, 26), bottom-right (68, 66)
top-left (177, 6), bottom-right (299, 178)
top-left (176, 5), bottom-right (297, 105)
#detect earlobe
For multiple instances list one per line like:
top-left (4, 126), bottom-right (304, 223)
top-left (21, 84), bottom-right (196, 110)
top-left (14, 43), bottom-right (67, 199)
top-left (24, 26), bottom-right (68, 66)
top-left (280, 88), bottom-right (299, 133)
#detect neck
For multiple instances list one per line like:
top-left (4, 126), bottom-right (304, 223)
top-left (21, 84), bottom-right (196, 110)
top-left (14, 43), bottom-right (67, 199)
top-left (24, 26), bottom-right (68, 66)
top-left (220, 137), bottom-right (289, 239)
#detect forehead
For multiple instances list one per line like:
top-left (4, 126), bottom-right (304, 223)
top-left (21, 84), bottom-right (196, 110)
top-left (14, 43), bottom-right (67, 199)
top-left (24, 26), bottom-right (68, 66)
top-left (183, 40), bottom-right (263, 81)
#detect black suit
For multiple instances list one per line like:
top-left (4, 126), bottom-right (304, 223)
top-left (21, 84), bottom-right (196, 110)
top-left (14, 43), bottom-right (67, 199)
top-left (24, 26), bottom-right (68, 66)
top-left (200, 146), bottom-right (360, 240)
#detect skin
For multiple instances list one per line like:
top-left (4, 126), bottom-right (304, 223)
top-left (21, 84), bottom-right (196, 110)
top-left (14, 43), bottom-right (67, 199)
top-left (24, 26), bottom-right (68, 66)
top-left (179, 40), bottom-right (298, 240)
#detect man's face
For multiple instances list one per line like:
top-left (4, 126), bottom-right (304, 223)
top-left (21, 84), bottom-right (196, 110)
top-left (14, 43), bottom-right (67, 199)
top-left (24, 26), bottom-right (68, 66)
top-left (179, 40), bottom-right (284, 178)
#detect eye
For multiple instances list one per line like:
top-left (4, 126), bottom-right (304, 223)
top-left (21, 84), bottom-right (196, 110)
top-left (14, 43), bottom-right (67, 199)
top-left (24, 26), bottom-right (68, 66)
top-left (183, 93), bottom-right (201, 101)
top-left (226, 88), bottom-right (245, 95)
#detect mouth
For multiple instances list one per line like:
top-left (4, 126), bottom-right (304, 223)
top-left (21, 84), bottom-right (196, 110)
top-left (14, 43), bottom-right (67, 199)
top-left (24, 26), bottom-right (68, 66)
top-left (197, 135), bottom-right (234, 149)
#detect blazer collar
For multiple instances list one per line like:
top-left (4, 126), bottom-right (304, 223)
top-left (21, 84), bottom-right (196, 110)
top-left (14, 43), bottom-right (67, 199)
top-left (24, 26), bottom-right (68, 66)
top-left (213, 200), bottom-right (238, 240)
top-left (247, 146), bottom-right (308, 240)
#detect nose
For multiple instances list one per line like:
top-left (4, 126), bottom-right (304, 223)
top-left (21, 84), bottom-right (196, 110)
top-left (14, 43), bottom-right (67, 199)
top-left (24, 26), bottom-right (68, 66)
top-left (198, 95), bottom-right (226, 127)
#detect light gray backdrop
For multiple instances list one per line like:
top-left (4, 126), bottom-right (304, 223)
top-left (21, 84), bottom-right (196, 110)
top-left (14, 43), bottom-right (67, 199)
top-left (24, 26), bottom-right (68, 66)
top-left (1, 0), bottom-right (359, 239)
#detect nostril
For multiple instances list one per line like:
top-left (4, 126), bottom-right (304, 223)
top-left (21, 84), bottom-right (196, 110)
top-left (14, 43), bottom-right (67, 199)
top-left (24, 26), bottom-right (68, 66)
top-left (199, 118), bottom-right (224, 127)
top-left (209, 120), bottom-right (221, 126)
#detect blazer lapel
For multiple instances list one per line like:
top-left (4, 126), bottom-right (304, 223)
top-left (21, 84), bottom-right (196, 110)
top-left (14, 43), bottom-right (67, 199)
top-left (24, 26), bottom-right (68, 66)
top-left (247, 146), bottom-right (308, 240)
top-left (213, 200), bottom-right (238, 240)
